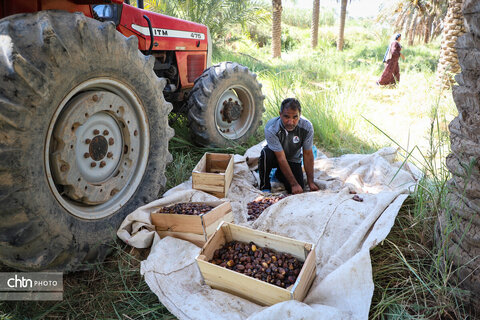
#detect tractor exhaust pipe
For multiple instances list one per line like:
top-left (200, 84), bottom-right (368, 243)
top-left (138, 0), bottom-right (144, 9)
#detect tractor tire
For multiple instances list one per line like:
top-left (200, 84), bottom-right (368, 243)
top-left (441, 1), bottom-right (480, 311)
top-left (0, 11), bottom-right (173, 271)
top-left (187, 62), bottom-right (265, 147)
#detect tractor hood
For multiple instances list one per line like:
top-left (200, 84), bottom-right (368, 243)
top-left (118, 4), bottom-right (208, 52)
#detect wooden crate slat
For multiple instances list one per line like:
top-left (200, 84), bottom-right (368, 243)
top-left (157, 229), bottom-right (207, 247)
top-left (197, 260), bottom-right (291, 306)
top-left (292, 249), bottom-right (316, 301)
top-left (224, 156), bottom-right (234, 196)
top-left (192, 182), bottom-right (225, 193)
top-left (204, 211), bottom-right (234, 237)
top-left (200, 226), bottom-right (227, 260)
top-left (151, 213), bottom-right (203, 233)
top-left (202, 202), bottom-right (232, 226)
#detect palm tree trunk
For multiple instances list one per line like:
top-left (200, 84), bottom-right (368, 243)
top-left (435, 0), bottom-right (465, 89)
top-left (272, 0), bottom-right (282, 58)
top-left (424, 14), bottom-right (433, 44)
top-left (403, 12), bottom-right (413, 43)
top-left (443, 0), bottom-right (480, 312)
top-left (311, 0), bottom-right (320, 48)
top-left (408, 12), bottom-right (417, 46)
top-left (337, 0), bottom-right (347, 51)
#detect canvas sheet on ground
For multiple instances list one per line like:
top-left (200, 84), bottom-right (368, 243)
top-left (117, 143), bottom-right (422, 320)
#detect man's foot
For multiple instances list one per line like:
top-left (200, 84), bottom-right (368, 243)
top-left (261, 189), bottom-right (271, 193)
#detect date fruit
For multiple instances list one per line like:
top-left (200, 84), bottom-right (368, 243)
top-left (247, 195), bottom-right (288, 221)
top-left (209, 240), bottom-right (304, 289)
top-left (154, 203), bottom-right (214, 215)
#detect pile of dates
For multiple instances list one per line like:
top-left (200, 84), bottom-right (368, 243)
top-left (155, 203), bottom-right (214, 216)
top-left (247, 195), bottom-right (287, 221)
top-left (209, 240), bottom-right (304, 289)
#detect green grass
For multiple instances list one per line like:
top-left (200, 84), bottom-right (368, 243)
top-left (2, 13), bottom-right (473, 320)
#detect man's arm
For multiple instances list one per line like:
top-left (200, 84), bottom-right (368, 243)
top-left (273, 150), bottom-right (303, 194)
top-left (303, 148), bottom-right (319, 192)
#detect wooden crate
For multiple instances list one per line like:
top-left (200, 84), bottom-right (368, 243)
top-left (151, 201), bottom-right (234, 247)
top-left (196, 222), bottom-right (316, 306)
top-left (192, 153), bottom-right (234, 198)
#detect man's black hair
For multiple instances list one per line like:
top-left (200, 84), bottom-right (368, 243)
top-left (280, 98), bottom-right (301, 113)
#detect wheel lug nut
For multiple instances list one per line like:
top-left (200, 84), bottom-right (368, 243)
top-left (92, 95), bottom-right (99, 102)
top-left (85, 138), bottom-right (91, 144)
top-left (90, 162), bottom-right (96, 167)
top-left (103, 130), bottom-right (109, 136)
top-left (93, 129), bottom-right (100, 135)
top-left (229, 98), bottom-right (232, 101)
top-left (223, 101), bottom-right (227, 105)
top-left (107, 152), bottom-right (113, 158)
top-left (60, 164), bottom-right (68, 172)
top-left (109, 138), bottom-right (114, 145)
top-left (84, 152), bottom-right (90, 158)
top-left (99, 161), bottom-right (106, 168)
top-left (134, 130), bottom-right (138, 136)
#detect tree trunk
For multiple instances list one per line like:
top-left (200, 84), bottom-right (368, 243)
top-left (337, 0), bottom-right (347, 51)
top-left (403, 12), bottom-right (413, 44)
top-left (435, 0), bottom-right (465, 89)
top-left (408, 12), bottom-right (418, 46)
top-left (442, 0), bottom-right (480, 313)
top-left (272, 0), bottom-right (282, 58)
top-left (311, 0), bottom-right (320, 48)
top-left (424, 14), bottom-right (434, 44)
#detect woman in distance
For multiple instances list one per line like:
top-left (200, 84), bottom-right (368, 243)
top-left (377, 33), bottom-right (405, 86)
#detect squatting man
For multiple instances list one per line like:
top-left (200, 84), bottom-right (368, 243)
top-left (259, 98), bottom-right (319, 194)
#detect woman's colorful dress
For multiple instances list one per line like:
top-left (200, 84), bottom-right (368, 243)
top-left (378, 41), bottom-right (401, 85)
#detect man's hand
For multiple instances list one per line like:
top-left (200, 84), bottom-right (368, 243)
top-left (291, 183), bottom-right (303, 194)
top-left (309, 181), bottom-right (319, 192)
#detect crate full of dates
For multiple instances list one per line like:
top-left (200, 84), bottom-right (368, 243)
top-left (151, 201), bottom-right (234, 247)
top-left (192, 153), bottom-right (234, 198)
top-left (196, 222), bottom-right (316, 306)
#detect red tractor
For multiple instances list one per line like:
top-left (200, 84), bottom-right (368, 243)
top-left (0, 0), bottom-right (264, 271)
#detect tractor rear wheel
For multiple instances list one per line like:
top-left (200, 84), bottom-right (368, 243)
top-left (187, 62), bottom-right (265, 147)
top-left (0, 11), bottom-right (173, 271)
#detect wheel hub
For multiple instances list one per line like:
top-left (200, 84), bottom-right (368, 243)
top-left (89, 135), bottom-right (108, 161)
top-left (221, 99), bottom-right (243, 122)
top-left (50, 90), bottom-right (142, 206)
top-left (214, 87), bottom-right (254, 139)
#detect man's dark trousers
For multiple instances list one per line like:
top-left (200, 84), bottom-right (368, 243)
top-left (258, 146), bottom-right (304, 193)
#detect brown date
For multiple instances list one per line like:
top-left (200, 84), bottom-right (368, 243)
top-left (247, 195), bottom-right (288, 221)
top-left (154, 203), bottom-right (214, 215)
top-left (208, 240), bottom-right (304, 289)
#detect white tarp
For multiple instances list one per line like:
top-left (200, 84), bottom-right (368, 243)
top-left (117, 145), bottom-right (422, 320)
